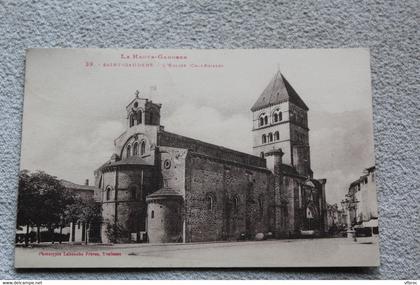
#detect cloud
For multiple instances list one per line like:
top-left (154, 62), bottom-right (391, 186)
top-left (162, 103), bottom-right (252, 154)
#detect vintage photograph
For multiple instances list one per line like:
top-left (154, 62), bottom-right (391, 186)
top-left (15, 48), bottom-right (379, 267)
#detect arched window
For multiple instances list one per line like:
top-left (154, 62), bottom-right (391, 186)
top-left (278, 111), bottom-right (283, 121)
top-left (268, 133), bottom-right (273, 142)
top-left (151, 210), bottom-right (155, 219)
top-left (262, 134), bottom-right (267, 144)
top-left (233, 196), bottom-right (239, 213)
top-left (129, 114), bottom-right (135, 127)
top-left (105, 186), bottom-right (111, 201)
top-left (126, 145), bottom-right (131, 158)
top-left (133, 142), bottom-right (139, 156)
top-left (274, 131), bottom-right (280, 141)
top-left (260, 152), bottom-right (265, 158)
top-left (259, 113), bottom-right (267, 127)
top-left (137, 110), bottom-right (142, 124)
top-left (206, 194), bottom-right (215, 211)
top-left (273, 112), bottom-right (278, 122)
top-left (140, 141), bottom-right (146, 155)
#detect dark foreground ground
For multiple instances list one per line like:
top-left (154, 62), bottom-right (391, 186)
top-left (15, 236), bottom-right (380, 268)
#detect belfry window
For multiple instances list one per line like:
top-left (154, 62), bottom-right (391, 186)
top-left (126, 145), bottom-right (131, 157)
top-left (137, 110), bottom-right (142, 124)
top-left (140, 141), bottom-right (146, 155)
top-left (274, 131), bottom-right (280, 141)
top-left (272, 110), bottom-right (282, 123)
top-left (259, 113), bottom-right (268, 127)
top-left (129, 114), bottom-right (135, 127)
top-left (262, 134), bottom-right (267, 144)
top-left (133, 142), bottom-right (139, 156)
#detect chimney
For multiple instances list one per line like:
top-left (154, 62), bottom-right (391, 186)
top-left (85, 179), bottom-right (89, 186)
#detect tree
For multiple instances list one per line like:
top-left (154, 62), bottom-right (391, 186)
top-left (16, 170), bottom-right (36, 246)
top-left (16, 170), bottom-right (75, 245)
top-left (65, 196), bottom-right (102, 244)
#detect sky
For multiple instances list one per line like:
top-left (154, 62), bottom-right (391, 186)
top-left (20, 48), bottom-right (376, 205)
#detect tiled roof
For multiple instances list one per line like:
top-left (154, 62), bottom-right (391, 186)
top-left (98, 156), bottom-right (152, 170)
top-left (251, 71), bottom-right (309, 112)
top-left (109, 156), bottom-right (149, 166)
top-left (60, 180), bottom-right (97, 191)
top-left (146, 187), bottom-right (182, 199)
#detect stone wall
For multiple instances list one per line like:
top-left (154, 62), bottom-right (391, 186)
top-left (99, 166), bottom-right (157, 243)
top-left (184, 152), bottom-right (273, 242)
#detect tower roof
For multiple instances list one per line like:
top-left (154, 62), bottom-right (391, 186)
top-left (251, 71), bottom-right (309, 112)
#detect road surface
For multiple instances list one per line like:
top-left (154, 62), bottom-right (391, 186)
top-left (15, 237), bottom-right (380, 268)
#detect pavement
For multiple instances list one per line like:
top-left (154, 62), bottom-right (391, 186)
top-left (14, 237), bottom-right (380, 268)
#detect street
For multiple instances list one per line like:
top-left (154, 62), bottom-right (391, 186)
top-left (15, 237), bottom-right (380, 268)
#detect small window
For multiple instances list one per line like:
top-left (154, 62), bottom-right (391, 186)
top-left (207, 194), bottom-right (214, 211)
top-left (259, 116), bottom-right (264, 126)
top-left (126, 145), bottom-right (131, 158)
top-left (133, 142), bottom-right (139, 156)
top-left (264, 116), bottom-right (268, 125)
top-left (278, 112), bottom-right (283, 121)
top-left (268, 133), bottom-right (273, 142)
top-left (106, 187), bottom-right (111, 201)
top-left (233, 196), bottom-right (239, 213)
top-left (151, 210), bottom-right (154, 219)
top-left (140, 141), bottom-right (146, 155)
top-left (274, 131), bottom-right (280, 141)
top-left (260, 152), bottom-right (265, 158)
top-left (262, 134), bottom-right (267, 144)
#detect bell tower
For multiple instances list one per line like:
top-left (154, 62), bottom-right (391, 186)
top-left (251, 71), bottom-right (312, 177)
top-left (126, 90), bottom-right (161, 129)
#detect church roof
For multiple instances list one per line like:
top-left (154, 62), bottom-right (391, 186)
top-left (251, 71), bottom-right (309, 112)
top-left (97, 156), bottom-right (153, 170)
top-left (146, 187), bottom-right (183, 200)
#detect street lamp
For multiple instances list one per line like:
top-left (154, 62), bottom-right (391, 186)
top-left (341, 197), bottom-right (356, 240)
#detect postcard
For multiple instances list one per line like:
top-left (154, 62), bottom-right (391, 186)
top-left (15, 48), bottom-right (379, 267)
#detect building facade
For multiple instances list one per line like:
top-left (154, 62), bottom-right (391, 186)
top-left (60, 179), bottom-right (101, 243)
top-left (347, 166), bottom-right (378, 236)
top-left (94, 71), bottom-right (328, 243)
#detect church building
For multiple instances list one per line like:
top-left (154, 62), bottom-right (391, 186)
top-left (94, 71), bottom-right (327, 243)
